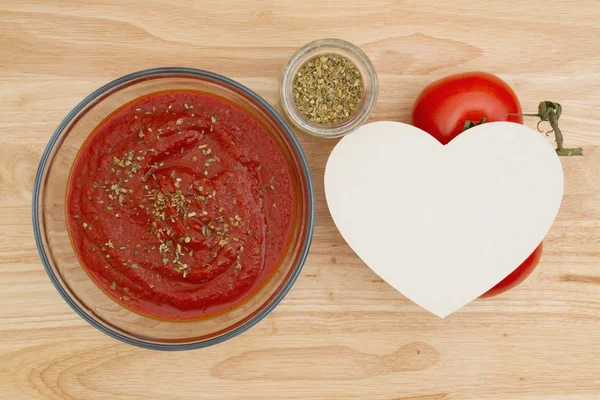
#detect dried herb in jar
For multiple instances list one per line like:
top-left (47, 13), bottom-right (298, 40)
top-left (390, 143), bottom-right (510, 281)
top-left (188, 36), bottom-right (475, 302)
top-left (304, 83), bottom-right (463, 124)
top-left (292, 54), bottom-right (364, 125)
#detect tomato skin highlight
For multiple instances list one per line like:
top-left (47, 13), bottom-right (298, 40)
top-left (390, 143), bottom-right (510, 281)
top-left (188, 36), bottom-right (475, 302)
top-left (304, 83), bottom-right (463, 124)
top-left (412, 71), bottom-right (542, 297)
top-left (412, 72), bottom-right (524, 145)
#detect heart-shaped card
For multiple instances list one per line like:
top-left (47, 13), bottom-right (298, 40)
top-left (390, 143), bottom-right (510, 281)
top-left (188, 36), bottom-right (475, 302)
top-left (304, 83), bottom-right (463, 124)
top-left (325, 121), bottom-right (563, 317)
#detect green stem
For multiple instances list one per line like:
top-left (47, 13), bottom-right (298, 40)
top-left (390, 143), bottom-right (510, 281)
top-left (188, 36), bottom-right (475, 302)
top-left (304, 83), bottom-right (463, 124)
top-left (463, 117), bottom-right (487, 131)
top-left (550, 110), bottom-right (583, 155)
top-left (508, 113), bottom-right (540, 117)
top-left (510, 101), bottom-right (583, 156)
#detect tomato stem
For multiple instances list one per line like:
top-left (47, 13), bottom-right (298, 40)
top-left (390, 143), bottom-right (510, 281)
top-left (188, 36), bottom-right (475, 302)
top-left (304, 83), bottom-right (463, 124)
top-left (463, 117), bottom-right (487, 131)
top-left (509, 101), bottom-right (583, 156)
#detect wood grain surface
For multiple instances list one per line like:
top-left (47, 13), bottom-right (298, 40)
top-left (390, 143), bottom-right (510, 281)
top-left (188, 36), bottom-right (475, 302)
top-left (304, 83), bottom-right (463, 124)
top-left (1, 1), bottom-right (599, 399)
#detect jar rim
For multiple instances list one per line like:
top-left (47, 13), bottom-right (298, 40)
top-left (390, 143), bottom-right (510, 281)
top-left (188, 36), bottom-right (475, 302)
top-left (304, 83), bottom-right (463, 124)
top-left (279, 39), bottom-right (378, 138)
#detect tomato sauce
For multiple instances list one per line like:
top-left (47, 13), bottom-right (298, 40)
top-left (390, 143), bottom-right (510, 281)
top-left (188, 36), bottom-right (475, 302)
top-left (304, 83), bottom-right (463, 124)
top-left (66, 91), bottom-right (294, 320)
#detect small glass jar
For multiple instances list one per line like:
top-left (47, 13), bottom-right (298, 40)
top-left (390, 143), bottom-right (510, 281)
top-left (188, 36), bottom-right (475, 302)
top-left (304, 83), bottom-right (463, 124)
top-left (279, 38), bottom-right (378, 138)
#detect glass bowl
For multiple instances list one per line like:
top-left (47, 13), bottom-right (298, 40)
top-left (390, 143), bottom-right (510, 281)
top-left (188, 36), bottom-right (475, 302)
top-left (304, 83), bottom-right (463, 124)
top-left (33, 68), bottom-right (315, 350)
top-left (279, 38), bottom-right (378, 138)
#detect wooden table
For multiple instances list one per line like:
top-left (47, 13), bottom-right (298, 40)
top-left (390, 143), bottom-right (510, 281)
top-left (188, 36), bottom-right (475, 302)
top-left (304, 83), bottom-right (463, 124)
top-left (1, 1), bottom-right (599, 399)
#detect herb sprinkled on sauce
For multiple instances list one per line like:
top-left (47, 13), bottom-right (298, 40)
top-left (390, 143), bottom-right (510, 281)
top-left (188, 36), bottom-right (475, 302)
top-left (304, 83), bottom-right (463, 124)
top-left (66, 90), bottom-right (294, 321)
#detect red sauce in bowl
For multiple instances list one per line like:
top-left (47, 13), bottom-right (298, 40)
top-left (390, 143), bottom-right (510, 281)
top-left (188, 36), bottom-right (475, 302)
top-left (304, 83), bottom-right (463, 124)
top-left (66, 91), bottom-right (294, 321)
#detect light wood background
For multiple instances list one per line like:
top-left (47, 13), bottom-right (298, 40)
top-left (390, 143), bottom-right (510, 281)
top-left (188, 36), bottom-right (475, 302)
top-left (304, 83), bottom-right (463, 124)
top-left (1, 1), bottom-right (599, 399)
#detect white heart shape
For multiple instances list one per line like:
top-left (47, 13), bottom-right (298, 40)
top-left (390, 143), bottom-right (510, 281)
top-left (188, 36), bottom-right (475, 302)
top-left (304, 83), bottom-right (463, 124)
top-left (325, 121), bottom-right (563, 317)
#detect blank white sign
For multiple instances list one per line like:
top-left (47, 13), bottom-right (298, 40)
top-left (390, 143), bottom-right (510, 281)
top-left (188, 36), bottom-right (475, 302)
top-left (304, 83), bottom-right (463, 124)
top-left (325, 121), bottom-right (564, 317)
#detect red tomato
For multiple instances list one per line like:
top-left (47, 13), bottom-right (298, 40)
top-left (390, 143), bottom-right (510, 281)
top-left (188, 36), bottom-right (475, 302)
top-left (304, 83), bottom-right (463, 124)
top-left (412, 72), bottom-right (523, 145)
top-left (412, 72), bottom-right (542, 297)
top-left (480, 243), bottom-right (543, 298)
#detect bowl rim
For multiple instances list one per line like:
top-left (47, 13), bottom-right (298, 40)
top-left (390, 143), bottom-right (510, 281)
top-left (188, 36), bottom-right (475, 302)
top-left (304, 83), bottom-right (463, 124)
top-left (32, 67), bottom-right (315, 351)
